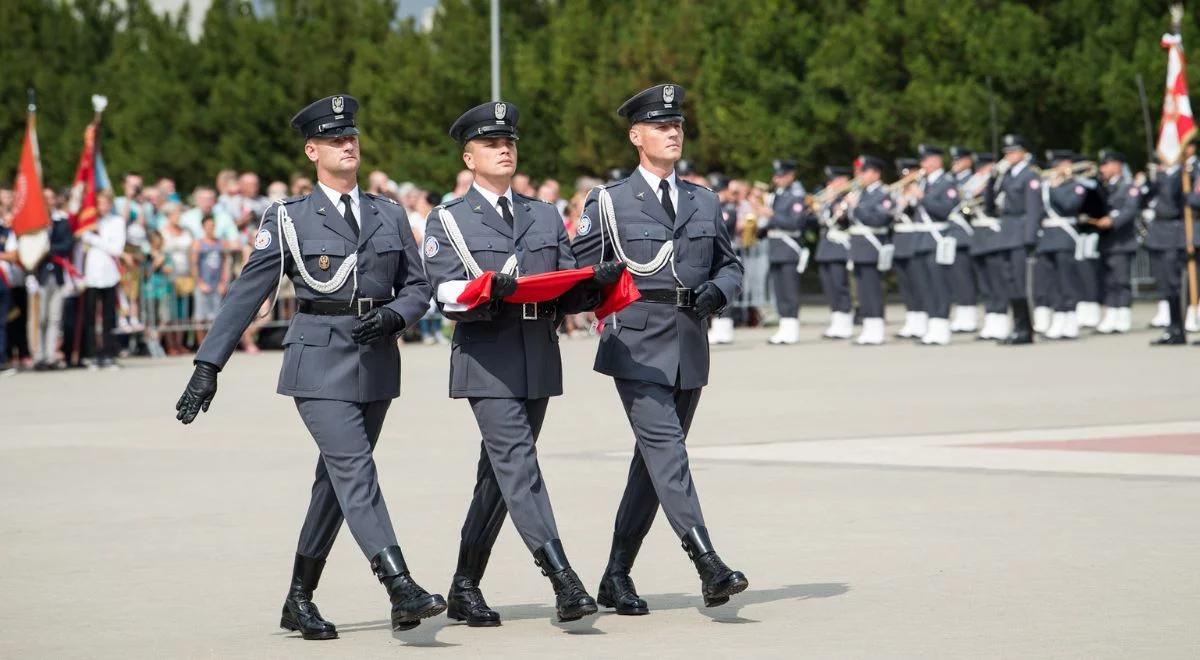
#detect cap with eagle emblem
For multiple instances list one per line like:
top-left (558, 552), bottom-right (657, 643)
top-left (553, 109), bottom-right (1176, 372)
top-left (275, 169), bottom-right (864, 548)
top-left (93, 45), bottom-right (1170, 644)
top-left (617, 83), bottom-right (686, 124)
top-left (290, 94), bottom-right (359, 139)
top-left (449, 101), bottom-right (520, 145)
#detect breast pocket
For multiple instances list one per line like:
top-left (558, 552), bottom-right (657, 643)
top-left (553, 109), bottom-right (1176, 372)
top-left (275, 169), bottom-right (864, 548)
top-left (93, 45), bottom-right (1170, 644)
top-left (684, 222), bottom-right (716, 267)
top-left (620, 223), bottom-right (668, 263)
top-left (300, 240), bottom-right (349, 285)
top-left (370, 234), bottom-right (404, 287)
top-left (465, 236), bottom-right (512, 272)
top-left (522, 232), bottom-right (558, 274)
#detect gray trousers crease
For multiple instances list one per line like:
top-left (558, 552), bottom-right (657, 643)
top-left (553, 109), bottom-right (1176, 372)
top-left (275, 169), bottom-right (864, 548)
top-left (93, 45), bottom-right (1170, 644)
top-left (465, 397), bottom-right (559, 552)
top-left (818, 262), bottom-right (852, 313)
top-left (769, 263), bottom-right (802, 317)
top-left (611, 379), bottom-right (705, 540)
top-left (295, 398), bottom-right (397, 561)
top-left (948, 249), bottom-right (976, 306)
top-left (854, 264), bottom-right (884, 317)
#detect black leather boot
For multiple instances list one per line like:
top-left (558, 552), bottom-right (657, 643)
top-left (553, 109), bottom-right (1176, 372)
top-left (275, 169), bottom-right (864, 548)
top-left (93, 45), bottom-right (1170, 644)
top-left (681, 526), bottom-right (749, 608)
top-left (597, 533), bottom-right (648, 615)
top-left (371, 546), bottom-right (447, 632)
top-left (1152, 301), bottom-right (1187, 345)
top-left (280, 554), bottom-right (338, 640)
top-left (533, 539), bottom-right (598, 622)
top-left (447, 545), bottom-right (500, 627)
top-left (1001, 300), bottom-right (1034, 345)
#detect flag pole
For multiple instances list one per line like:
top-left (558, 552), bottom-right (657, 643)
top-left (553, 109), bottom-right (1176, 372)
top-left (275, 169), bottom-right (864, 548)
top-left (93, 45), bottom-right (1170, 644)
top-left (1172, 5), bottom-right (1199, 310)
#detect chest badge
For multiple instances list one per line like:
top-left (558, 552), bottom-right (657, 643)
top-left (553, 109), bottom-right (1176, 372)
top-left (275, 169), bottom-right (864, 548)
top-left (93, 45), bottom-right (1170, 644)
top-left (318, 255), bottom-right (331, 271)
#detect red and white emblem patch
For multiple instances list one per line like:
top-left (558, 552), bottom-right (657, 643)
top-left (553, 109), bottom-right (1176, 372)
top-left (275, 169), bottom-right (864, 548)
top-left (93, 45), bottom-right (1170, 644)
top-left (882, 199), bottom-right (892, 209)
top-left (1030, 179), bottom-right (1041, 190)
top-left (792, 202), bottom-right (803, 213)
top-left (1129, 187), bottom-right (1140, 197)
top-left (1074, 185), bottom-right (1084, 195)
top-left (947, 188), bottom-right (957, 199)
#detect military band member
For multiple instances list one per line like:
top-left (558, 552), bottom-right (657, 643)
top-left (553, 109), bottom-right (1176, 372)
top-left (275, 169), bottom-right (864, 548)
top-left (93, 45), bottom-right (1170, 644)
top-left (759, 159), bottom-right (808, 344)
top-left (1088, 150), bottom-right (1141, 334)
top-left (572, 83), bottom-right (749, 614)
top-left (965, 153), bottom-right (1010, 339)
top-left (911, 144), bottom-right (958, 345)
top-left (985, 134), bottom-right (1045, 345)
top-left (846, 156), bottom-right (892, 345)
top-left (174, 95), bottom-right (446, 638)
top-left (1144, 154), bottom-right (1189, 344)
top-left (708, 176), bottom-right (739, 344)
top-left (946, 146), bottom-right (978, 332)
top-left (422, 101), bottom-right (617, 625)
top-left (1034, 150), bottom-right (1089, 339)
top-left (814, 165), bottom-right (855, 340)
top-left (893, 157), bottom-right (929, 339)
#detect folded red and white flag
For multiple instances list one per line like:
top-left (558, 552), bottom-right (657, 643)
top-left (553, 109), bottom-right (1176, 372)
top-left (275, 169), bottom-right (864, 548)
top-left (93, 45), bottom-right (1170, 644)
top-left (438, 266), bottom-right (640, 318)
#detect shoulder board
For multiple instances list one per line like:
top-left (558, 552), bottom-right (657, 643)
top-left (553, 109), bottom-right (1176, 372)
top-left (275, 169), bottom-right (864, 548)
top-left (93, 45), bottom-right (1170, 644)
top-left (282, 194), bottom-right (308, 205)
top-left (679, 179), bottom-right (712, 193)
top-left (442, 196), bottom-right (465, 208)
top-left (604, 177), bottom-right (630, 189)
top-left (364, 191), bottom-right (398, 205)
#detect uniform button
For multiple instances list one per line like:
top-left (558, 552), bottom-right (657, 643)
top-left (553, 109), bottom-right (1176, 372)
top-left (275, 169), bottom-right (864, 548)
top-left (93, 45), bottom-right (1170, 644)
top-left (321, 247), bottom-right (326, 252)
top-left (299, 334), bottom-right (304, 340)
top-left (488, 243), bottom-right (493, 248)
top-left (643, 230), bottom-right (649, 236)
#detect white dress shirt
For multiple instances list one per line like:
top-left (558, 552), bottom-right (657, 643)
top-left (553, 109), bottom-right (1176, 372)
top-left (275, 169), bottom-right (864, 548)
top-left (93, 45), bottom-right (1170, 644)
top-left (82, 212), bottom-right (127, 289)
top-left (472, 182), bottom-right (514, 217)
top-left (319, 181), bottom-right (361, 225)
top-left (637, 165), bottom-right (679, 211)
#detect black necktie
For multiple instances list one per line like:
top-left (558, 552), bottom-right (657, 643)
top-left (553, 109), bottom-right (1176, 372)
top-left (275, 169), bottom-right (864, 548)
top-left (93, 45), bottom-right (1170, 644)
top-left (497, 196), bottom-right (514, 228)
top-left (340, 194), bottom-right (360, 238)
top-left (659, 180), bottom-right (676, 222)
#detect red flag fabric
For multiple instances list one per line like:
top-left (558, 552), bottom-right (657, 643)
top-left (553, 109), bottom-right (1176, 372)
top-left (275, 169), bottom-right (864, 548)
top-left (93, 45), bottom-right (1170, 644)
top-left (67, 123), bottom-right (99, 236)
top-left (11, 113), bottom-right (49, 237)
top-left (456, 267), bottom-right (641, 317)
top-left (1159, 28), bottom-right (1196, 164)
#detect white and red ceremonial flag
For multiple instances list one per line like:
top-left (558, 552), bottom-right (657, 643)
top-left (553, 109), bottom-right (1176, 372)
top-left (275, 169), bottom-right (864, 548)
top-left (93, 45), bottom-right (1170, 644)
top-left (68, 95), bottom-right (109, 236)
top-left (1158, 7), bottom-right (1196, 165)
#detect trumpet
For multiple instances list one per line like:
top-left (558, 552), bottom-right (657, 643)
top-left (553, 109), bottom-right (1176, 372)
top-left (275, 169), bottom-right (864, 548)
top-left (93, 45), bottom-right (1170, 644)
top-left (740, 214), bottom-right (760, 247)
top-left (884, 168), bottom-right (923, 195)
top-left (806, 176), bottom-right (862, 211)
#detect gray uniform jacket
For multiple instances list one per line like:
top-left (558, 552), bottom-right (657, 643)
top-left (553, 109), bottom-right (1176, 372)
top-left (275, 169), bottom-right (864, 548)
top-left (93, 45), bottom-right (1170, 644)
top-left (1147, 167), bottom-right (1186, 250)
top-left (1036, 180), bottom-right (1088, 253)
top-left (1101, 177), bottom-right (1142, 254)
top-left (848, 183), bottom-right (893, 264)
top-left (985, 163), bottom-right (1044, 251)
top-left (195, 189), bottom-right (432, 402)
top-left (944, 170), bottom-right (974, 247)
top-left (572, 174), bottom-right (743, 390)
top-left (762, 182), bottom-right (808, 264)
top-left (813, 192), bottom-right (850, 263)
top-left (914, 172), bottom-right (959, 254)
top-left (422, 187), bottom-right (596, 400)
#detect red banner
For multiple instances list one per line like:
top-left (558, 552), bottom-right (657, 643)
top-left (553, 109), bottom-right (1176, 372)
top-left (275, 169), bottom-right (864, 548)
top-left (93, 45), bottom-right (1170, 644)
top-left (1159, 21), bottom-right (1196, 164)
top-left (11, 113), bottom-right (49, 236)
top-left (67, 123), bottom-right (99, 236)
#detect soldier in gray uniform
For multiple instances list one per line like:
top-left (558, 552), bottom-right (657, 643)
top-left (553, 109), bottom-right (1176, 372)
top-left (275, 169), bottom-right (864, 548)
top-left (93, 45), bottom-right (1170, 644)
top-left (422, 101), bottom-right (615, 625)
top-left (1034, 150), bottom-right (1089, 340)
top-left (174, 95), bottom-right (446, 638)
top-left (893, 157), bottom-right (929, 339)
top-left (984, 134), bottom-right (1045, 345)
top-left (813, 166), bottom-right (855, 339)
top-left (846, 155), bottom-right (893, 345)
top-left (572, 83), bottom-right (748, 615)
top-left (1145, 155), bottom-right (1189, 344)
top-left (964, 153), bottom-right (1010, 339)
top-left (946, 146), bottom-right (978, 332)
top-left (912, 144), bottom-right (959, 345)
top-left (758, 159), bottom-right (808, 344)
top-left (1088, 150), bottom-right (1142, 334)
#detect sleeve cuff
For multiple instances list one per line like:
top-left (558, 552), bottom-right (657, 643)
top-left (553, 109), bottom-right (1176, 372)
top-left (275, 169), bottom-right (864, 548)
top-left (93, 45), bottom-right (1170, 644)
top-left (437, 280), bottom-right (471, 312)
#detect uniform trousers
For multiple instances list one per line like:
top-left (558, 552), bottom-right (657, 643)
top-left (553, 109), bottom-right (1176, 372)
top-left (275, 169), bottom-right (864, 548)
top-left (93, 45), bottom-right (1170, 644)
top-left (457, 397), bottom-right (558, 553)
top-left (294, 398), bottom-right (398, 560)
top-left (818, 262), bottom-right (852, 314)
top-left (974, 254), bottom-right (1006, 314)
top-left (1074, 256), bottom-right (1101, 305)
top-left (1100, 252), bottom-right (1133, 308)
top-left (948, 248), bottom-right (976, 306)
top-left (769, 263), bottom-right (803, 317)
top-left (611, 379), bottom-right (705, 541)
top-left (853, 264), bottom-right (884, 317)
top-left (894, 257), bottom-right (922, 312)
top-left (986, 247), bottom-right (1029, 302)
top-left (921, 251), bottom-right (951, 319)
top-left (1149, 248), bottom-right (1185, 302)
top-left (1037, 251), bottom-right (1081, 312)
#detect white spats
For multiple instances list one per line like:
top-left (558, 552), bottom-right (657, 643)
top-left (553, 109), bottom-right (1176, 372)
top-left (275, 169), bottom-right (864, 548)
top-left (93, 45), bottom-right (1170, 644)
top-left (1033, 306), bottom-right (1053, 334)
top-left (708, 317), bottom-right (735, 345)
top-left (920, 317), bottom-right (951, 345)
top-left (855, 317), bottom-right (885, 345)
top-left (768, 317), bottom-right (801, 345)
top-left (950, 305), bottom-right (978, 333)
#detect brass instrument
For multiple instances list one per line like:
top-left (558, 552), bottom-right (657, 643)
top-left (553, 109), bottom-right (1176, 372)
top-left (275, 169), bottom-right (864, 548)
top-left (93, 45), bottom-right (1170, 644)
top-left (806, 176), bottom-right (861, 212)
top-left (741, 213), bottom-right (760, 247)
top-left (884, 168), bottom-right (923, 195)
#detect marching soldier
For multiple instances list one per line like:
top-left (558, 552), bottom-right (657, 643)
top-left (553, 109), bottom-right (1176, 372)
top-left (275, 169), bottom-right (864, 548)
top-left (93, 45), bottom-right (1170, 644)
top-left (965, 153), bottom-right (1010, 339)
top-left (758, 159), bottom-right (808, 344)
top-left (893, 157), bottom-right (929, 339)
top-left (422, 101), bottom-right (616, 625)
top-left (174, 95), bottom-right (446, 638)
top-left (1034, 150), bottom-right (1090, 339)
top-left (985, 134), bottom-right (1044, 345)
top-left (846, 156), bottom-right (893, 345)
top-left (813, 165), bottom-right (855, 340)
top-left (946, 146), bottom-right (978, 332)
top-left (911, 144), bottom-right (958, 345)
top-left (572, 83), bottom-right (749, 615)
top-left (1088, 150), bottom-right (1141, 334)
top-left (1144, 153), bottom-right (1189, 344)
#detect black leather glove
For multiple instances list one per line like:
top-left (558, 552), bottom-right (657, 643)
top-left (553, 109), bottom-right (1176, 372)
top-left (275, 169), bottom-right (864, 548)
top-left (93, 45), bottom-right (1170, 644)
top-left (176, 361), bottom-right (219, 424)
top-left (692, 281), bottom-right (725, 321)
top-left (592, 261), bottom-right (627, 286)
top-left (351, 306), bottom-right (405, 345)
top-left (492, 272), bottom-right (518, 298)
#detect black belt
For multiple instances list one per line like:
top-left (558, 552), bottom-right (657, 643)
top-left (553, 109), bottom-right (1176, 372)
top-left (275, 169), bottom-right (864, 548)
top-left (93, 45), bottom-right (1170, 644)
top-left (298, 298), bottom-right (392, 316)
top-left (495, 301), bottom-right (558, 320)
top-left (640, 287), bottom-right (695, 308)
